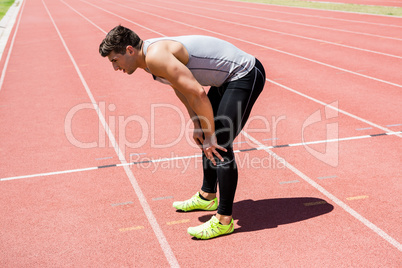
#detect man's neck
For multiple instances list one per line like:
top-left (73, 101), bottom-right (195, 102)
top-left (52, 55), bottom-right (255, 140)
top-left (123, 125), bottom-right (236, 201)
top-left (137, 43), bottom-right (147, 70)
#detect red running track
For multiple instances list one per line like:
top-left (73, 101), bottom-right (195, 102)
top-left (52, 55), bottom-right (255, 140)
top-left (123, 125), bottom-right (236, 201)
top-left (297, 0), bottom-right (402, 7)
top-left (0, 0), bottom-right (401, 267)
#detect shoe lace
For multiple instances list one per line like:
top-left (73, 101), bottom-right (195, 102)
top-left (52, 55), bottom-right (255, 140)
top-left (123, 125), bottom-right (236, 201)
top-left (181, 195), bottom-right (198, 208)
top-left (202, 218), bottom-right (219, 232)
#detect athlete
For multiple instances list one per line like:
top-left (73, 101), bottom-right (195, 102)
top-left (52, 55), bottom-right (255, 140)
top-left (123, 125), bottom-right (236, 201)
top-left (99, 25), bottom-right (266, 239)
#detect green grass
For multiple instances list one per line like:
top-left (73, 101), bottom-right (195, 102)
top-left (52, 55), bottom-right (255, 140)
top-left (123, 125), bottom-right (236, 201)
top-left (0, 0), bottom-right (15, 21)
top-left (234, 0), bottom-right (402, 17)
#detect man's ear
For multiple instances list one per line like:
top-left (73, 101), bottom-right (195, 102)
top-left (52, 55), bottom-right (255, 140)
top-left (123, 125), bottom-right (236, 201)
top-left (126, 45), bottom-right (135, 55)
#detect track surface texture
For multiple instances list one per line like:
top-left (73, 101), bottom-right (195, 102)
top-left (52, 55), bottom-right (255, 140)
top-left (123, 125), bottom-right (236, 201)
top-left (0, 0), bottom-right (401, 267)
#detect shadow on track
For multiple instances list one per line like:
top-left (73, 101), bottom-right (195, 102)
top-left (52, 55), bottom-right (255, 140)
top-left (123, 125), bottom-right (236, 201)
top-left (198, 197), bottom-right (334, 233)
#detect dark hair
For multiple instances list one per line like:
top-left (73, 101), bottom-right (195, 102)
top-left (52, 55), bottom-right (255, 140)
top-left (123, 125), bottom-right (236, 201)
top-left (99, 25), bottom-right (143, 57)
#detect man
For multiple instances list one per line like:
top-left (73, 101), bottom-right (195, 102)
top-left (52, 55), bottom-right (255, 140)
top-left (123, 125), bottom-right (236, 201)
top-left (99, 25), bottom-right (265, 239)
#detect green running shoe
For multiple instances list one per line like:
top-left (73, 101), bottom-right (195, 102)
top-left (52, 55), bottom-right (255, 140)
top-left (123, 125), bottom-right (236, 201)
top-left (173, 192), bottom-right (218, 212)
top-left (187, 215), bottom-right (234, 239)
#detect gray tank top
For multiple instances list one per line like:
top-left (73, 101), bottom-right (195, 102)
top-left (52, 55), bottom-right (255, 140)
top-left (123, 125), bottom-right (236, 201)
top-left (143, 35), bottom-right (255, 87)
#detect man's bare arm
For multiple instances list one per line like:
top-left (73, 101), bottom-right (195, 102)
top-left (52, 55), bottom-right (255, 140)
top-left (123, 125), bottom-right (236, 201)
top-left (146, 42), bottom-right (226, 164)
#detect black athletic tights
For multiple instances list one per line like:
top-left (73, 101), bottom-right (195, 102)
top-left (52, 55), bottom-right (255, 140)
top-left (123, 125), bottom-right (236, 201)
top-left (200, 58), bottom-right (266, 216)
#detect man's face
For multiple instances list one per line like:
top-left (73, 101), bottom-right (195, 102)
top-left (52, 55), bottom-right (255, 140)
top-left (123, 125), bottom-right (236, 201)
top-left (107, 47), bottom-right (137, 75)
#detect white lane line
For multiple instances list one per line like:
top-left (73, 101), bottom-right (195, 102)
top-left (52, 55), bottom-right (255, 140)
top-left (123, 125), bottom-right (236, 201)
top-left (153, 0), bottom-right (402, 41)
top-left (137, 1), bottom-right (402, 59)
top-left (0, 166), bottom-right (99, 182)
top-left (78, 0), bottom-right (165, 36)
top-left (100, 0), bottom-right (402, 88)
top-left (241, 130), bottom-right (402, 252)
top-left (317, 175), bottom-right (337, 180)
top-left (3, 0), bottom-right (398, 182)
top-left (0, 0), bottom-right (23, 62)
top-left (207, 0), bottom-right (402, 26)
top-left (279, 180), bottom-right (300, 184)
top-left (117, 153), bottom-right (202, 167)
top-left (42, 1), bottom-right (179, 267)
top-left (0, 0), bottom-right (26, 93)
top-left (95, 156), bottom-right (113, 160)
top-left (2, 131), bottom-right (400, 182)
top-left (268, 79), bottom-right (402, 138)
top-left (60, 0), bottom-right (106, 34)
top-left (253, 132), bottom-right (401, 151)
top-left (43, 0), bottom-right (401, 255)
